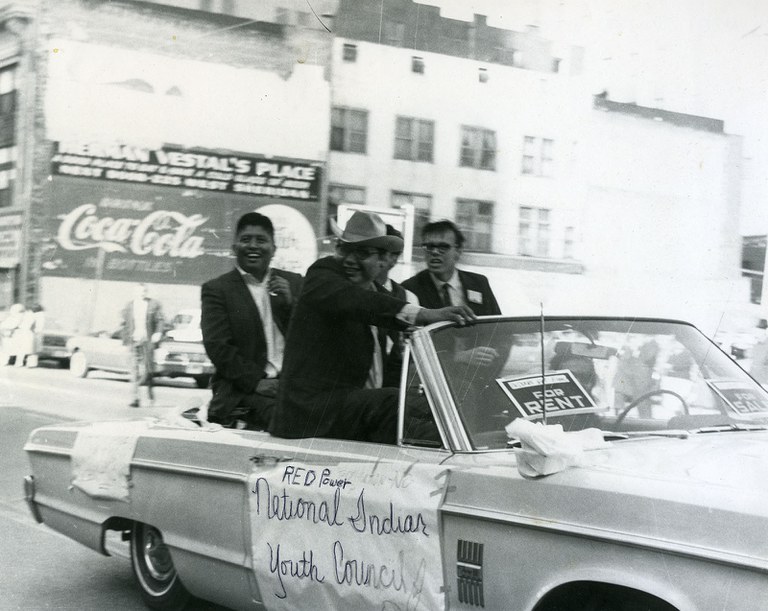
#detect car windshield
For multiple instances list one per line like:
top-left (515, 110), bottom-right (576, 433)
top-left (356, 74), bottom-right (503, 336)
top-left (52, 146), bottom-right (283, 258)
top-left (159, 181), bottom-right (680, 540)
top-left (429, 318), bottom-right (768, 450)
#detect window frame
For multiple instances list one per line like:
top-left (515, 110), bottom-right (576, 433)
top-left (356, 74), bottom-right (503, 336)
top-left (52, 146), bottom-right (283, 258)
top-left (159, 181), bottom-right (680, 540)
top-left (394, 116), bottom-right (434, 163)
top-left (459, 126), bottom-right (496, 171)
top-left (518, 206), bottom-right (551, 257)
top-left (456, 198), bottom-right (494, 252)
top-left (330, 107), bottom-right (369, 154)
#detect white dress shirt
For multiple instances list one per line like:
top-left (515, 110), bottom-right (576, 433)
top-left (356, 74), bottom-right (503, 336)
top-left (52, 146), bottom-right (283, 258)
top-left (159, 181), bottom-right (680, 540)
top-left (237, 266), bottom-right (285, 379)
top-left (429, 270), bottom-right (466, 307)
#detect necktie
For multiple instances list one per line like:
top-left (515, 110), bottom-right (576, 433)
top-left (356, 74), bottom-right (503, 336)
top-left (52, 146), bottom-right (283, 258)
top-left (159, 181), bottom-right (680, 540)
top-left (441, 283), bottom-right (452, 307)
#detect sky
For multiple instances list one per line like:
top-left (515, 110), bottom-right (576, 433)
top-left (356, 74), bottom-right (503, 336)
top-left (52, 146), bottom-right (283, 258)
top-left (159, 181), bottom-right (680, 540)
top-left (418, 0), bottom-right (768, 233)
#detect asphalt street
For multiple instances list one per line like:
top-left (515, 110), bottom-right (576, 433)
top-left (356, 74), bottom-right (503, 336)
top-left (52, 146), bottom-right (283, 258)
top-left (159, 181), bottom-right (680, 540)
top-left (0, 365), bottom-right (219, 610)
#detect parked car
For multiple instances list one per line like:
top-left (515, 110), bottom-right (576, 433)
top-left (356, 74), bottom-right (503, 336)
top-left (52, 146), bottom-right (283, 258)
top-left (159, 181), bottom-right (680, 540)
top-left (65, 328), bottom-right (129, 377)
top-left (154, 338), bottom-right (213, 388)
top-left (35, 325), bottom-right (74, 367)
top-left (66, 328), bottom-right (213, 387)
top-left (24, 316), bottom-right (768, 610)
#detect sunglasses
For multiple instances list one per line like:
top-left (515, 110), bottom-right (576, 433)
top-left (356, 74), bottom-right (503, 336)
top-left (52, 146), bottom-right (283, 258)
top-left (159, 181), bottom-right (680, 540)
top-left (337, 242), bottom-right (385, 260)
top-left (422, 242), bottom-right (455, 255)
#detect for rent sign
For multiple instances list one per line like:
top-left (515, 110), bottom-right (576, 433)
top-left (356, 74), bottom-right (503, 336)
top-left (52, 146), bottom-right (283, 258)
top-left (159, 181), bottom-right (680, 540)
top-left (51, 141), bottom-right (322, 201)
top-left (497, 370), bottom-right (598, 419)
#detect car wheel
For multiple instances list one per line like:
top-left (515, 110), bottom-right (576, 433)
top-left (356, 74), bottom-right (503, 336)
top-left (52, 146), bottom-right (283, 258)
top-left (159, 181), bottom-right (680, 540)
top-left (130, 522), bottom-right (191, 611)
top-left (193, 375), bottom-right (210, 389)
top-left (69, 351), bottom-right (90, 378)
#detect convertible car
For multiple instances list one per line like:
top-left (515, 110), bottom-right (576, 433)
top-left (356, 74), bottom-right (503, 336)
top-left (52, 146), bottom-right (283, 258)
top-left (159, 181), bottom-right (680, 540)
top-left (24, 317), bottom-right (768, 610)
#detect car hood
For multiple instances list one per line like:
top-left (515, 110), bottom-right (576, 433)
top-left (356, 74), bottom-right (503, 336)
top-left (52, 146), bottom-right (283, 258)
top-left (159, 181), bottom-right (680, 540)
top-left (443, 432), bottom-right (768, 568)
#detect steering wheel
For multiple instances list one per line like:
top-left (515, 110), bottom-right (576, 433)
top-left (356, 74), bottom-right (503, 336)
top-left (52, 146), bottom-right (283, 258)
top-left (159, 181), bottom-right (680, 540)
top-left (613, 389), bottom-right (690, 427)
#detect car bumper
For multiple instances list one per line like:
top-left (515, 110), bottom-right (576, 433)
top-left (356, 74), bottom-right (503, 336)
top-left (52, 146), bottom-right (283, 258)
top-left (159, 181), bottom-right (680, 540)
top-left (155, 361), bottom-right (214, 376)
top-left (38, 349), bottom-right (72, 360)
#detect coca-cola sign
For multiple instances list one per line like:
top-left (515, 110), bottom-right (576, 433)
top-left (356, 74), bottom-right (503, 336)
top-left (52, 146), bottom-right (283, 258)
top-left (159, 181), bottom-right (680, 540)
top-left (57, 204), bottom-right (208, 258)
top-left (42, 180), bottom-right (235, 284)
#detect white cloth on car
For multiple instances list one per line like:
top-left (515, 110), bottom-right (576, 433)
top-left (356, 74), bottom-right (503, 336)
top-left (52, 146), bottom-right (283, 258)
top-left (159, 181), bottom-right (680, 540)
top-left (506, 418), bottom-right (610, 478)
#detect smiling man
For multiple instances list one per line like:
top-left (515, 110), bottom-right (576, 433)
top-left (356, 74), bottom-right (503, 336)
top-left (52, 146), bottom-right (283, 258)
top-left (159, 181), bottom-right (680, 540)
top-left (269, 210), bottom-right (476, 443)
top-left (201, 212), bottom-right (303, 429)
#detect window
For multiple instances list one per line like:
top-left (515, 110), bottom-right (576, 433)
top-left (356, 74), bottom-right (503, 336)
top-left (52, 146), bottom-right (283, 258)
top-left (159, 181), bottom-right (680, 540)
top-left (392, 191), bottom-right (432, 239)
top-left (460, 126), bottom-right (496, 170)
top-left (383, 21), bottom-right (405, 47)
top-left (296, 10), bottom-right (311, 26)
top-left (394, 117), bottom-right (434, 162)
top-left (552, 58), bottom-right (562, 73)
top-left (199, 0), bottom-right (213, 11)
top-left (328, 185), bottom-right (366, 236)
top-left (0, 67), bottom-right (15, 149)
top-left (342, 43), bottom-right (357, 62)
top-left (478, 67), bottom-right (488, 83)
top-left (522, 136), bottom-right (554, 176)
top-left (456, 199), bottom-right (494, 252)
top-left (411, 56), bottom-right (424, 74)
top-left (518, 207), bottom-right (550, 257)
top-left (330, 107), bottom-right (368, 154)
top-left (221, 0), bottom-right (235, 14)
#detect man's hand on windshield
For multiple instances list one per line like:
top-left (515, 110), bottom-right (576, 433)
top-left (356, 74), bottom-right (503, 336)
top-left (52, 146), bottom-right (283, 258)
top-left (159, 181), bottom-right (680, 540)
top-left (416, 305), bottom-right (477, 327)
top-left (456, 346), bottom-right (499, 367)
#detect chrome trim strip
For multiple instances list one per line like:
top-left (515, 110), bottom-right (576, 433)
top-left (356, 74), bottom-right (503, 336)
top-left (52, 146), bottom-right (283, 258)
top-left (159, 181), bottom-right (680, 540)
top-left (442, 504), bottom-right (768, 573)
top-left (24, 445), bottom-right (71, 457)
top-left (410, 329), bottom-right (473, 451)
top-left (131, 458), bottom-right (247, 482)
top-left (23, 475), bottom-right (43, 523)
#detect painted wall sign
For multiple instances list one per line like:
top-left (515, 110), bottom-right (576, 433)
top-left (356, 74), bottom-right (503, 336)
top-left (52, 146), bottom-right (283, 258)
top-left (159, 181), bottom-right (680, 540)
top-left (51, 141), bottom-right (322, 201)
top-left (248, 461), bottom-right (446, 610)
top-left (42, 175), bottom-right (321, 284)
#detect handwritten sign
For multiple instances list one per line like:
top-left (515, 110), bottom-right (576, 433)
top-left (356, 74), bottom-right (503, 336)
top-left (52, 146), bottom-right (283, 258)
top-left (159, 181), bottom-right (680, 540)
top-left (708, 381), bottom-right (768, 417)
top-left (497, 370), bottom-right (597, 419)
top-left (248, 461), bottom-right (446, 610)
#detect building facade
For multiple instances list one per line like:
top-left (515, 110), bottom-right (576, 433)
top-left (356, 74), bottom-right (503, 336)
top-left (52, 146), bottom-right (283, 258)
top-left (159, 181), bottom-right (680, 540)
top-left (0, 0), bottom-right (334, 332)
top-left (0, 0), bottom-right (750, 335)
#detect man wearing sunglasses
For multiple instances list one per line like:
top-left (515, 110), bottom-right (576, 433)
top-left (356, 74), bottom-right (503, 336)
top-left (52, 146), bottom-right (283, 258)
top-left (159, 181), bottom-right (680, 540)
top-left (403, 219), bottom-right (502, 368)
top-left (269, 210), bottom-right (476, 443)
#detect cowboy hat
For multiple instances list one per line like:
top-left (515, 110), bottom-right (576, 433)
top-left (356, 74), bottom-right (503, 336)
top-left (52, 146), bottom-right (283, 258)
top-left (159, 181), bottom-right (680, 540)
top-left (330, 210), bottom-right (404, 251)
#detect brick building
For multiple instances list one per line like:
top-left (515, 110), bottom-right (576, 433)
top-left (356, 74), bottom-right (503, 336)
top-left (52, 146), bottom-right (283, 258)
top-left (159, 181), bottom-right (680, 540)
top-left (0, 0), bottom-right (334, 332)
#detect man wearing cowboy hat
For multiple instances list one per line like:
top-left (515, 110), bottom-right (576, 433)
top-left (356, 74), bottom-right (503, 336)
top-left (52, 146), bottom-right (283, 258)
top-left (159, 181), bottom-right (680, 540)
top-left (269, 210), bottom-right (476, 443)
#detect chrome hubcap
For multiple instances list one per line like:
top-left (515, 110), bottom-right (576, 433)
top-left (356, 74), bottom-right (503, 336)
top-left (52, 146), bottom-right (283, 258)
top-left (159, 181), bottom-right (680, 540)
top-left (142, 527), bottom-right (174, 582)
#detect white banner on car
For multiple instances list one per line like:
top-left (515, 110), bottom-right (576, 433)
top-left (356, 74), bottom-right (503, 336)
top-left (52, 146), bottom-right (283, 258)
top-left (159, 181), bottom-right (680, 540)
top-left (248, 461), bottom-right (447, 610)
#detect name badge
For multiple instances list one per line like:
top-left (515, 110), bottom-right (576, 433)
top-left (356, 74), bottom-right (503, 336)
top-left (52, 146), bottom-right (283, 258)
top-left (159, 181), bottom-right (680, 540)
top-left (467, 289), bottom-right (483, 304)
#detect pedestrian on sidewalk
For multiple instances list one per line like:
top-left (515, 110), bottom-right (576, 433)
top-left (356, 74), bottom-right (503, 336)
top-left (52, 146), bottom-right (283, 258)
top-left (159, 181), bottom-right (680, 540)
top-left (121, 284), bottom-right (164, 408)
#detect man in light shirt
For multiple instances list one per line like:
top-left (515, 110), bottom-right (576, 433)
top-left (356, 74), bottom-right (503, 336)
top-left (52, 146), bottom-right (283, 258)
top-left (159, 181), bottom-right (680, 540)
top-left (121, 284), bottom-right (164, 408)
top-left (201, 212), bottom-right (302, 429)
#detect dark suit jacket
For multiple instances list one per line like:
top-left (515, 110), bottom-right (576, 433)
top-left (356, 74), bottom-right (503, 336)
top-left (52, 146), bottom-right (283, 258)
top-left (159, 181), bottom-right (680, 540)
top-left (269, 256), bottom-right (408, 439)
top-left (402, 269), bottom-right (501, 315)
top-left (201, 268), bottom-right (303, 423)
top-left (120, 299), bottom-right (164, 346)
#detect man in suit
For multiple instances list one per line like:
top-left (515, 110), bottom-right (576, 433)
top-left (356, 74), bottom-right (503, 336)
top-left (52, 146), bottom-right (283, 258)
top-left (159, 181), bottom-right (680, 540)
top-left (201, 212), bottom-right (303, 429)
top-left (121, 284), bottom-right (164, 408)
top-left (269, 210), bottom-right (476, 444)
top-left (403, 219), bottom-right (502, 368)
top-left (375, 224), bottom-right (418, 387)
